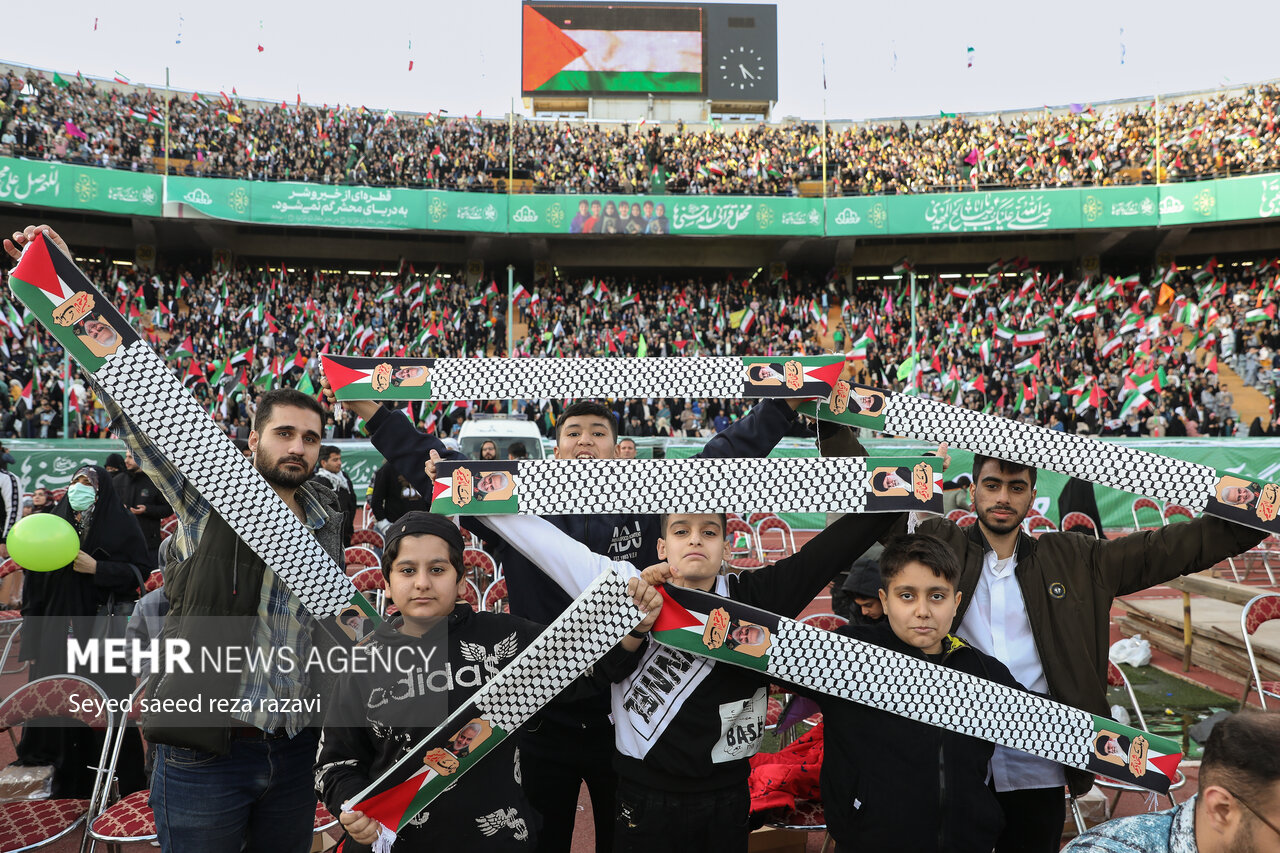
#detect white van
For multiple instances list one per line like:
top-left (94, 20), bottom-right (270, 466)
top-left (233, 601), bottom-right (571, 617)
top-left (456, 414), bottom-right (547, 460)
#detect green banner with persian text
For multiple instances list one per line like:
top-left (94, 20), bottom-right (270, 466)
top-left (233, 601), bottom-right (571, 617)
top-left (507, 194), bottom-right (824, 236)
top-left (252, 181), bottom-right (426, 229)
top-left (0, 157), bottom-right (161, 216)
top-left (8, 155), bottom-right (1280, 236)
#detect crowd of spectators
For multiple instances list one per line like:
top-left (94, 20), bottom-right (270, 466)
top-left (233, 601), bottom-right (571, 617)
top-left (841, 259), bottom-right (1280, 439)
top-left (3, 65), bottom-right (1280, 196)
top-left (2, 245), bottom-right (1279, 442)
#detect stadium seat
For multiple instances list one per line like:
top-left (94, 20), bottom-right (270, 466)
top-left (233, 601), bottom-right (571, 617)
top-left (1131, 497), bottom-right (1165, 530)
top-left (484, 578), bottom-right (510, 614)
top-left (945, 508), bottom-right (972, 523)
top-left (1241, 593), bottom-right (1280, 710)
top-left (1023, 516), bottom-right (1057, 536)
top-left (726, 519), bottom-right (759, 562)
top-left (1060, 512), bottom-right (1099, 538)
top-left (344, 546), bottom-right (380, 571)
top-left (755, 517), bottom-right (796, 561)
top-left (0, 676), bottom-right (116, 853)
top-left (351, 528), bottom-right (385, 551)
top-left (1163, 504), bottom-right (1194, 524)
top-left (463, 547), bottom-right (499, 586)
top-left (458, 579), bottom-right (481, 611)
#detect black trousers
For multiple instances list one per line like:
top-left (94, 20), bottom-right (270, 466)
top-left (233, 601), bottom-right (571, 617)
top-left (613, 776), bottom-right (749, 853)
top-left (522, 719), bottom-right (617, 853)
top-left (993, 786), bottom-right (1066, 853)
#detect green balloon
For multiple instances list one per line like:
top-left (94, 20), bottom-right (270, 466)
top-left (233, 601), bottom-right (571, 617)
top-left (7, 513), bottom-right (80, 572)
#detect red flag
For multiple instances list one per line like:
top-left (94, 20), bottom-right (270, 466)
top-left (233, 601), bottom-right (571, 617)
top-left (1089, 383), bottom-right (1102, 410)
top-left (1206, 353), bottom-right (1218, 373)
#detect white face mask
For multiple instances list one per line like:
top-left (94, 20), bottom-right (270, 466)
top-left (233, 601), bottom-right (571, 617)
top-left (66, 482), bottom-right (97, 512)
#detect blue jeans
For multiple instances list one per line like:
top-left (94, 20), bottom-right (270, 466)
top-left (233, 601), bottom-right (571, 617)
top-left (150, 730), bottom-right (319, 853)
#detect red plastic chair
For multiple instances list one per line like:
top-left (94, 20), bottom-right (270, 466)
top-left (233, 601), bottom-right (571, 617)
top-left (351, 528), bottom-right (385, 551)
top-left (946, 508), bottom-right (972, 523)
top-left (756, 517), bottom-right (796, 561)
top-left (956, 513), bottom-right (978, 528)
top-left (747, 512), bottom-right (777, 527)
top-left (350, 567), bottom-right (387, 615)
top-left (0, 561), bottom-right (24, 674)
top-left (1024, 515), bottom-right (1058, 536)
top-left (1131, 497), bottom-right (1165, 530)
top-left (463, 548), bottom-right (499, 586)
top-left (87, 683), bottom-right (154, 850)
top-left (344, 545), bottom-right (381, 570)
top-left (1060, 512), bottom-right (1099, 539)
top-left (800, 613), bottom-right (848, 632)
top-left (0, 676), bottom-right (115, 853)
top-left (1242, 593), bottom-right (1280, 710)
top-left (483, 578), bottom-right (509, 613)
top-left (458, 579), bottom-right (481, 611)
top-left (726, 519), bottom-right (759, 562)
top-left (1163, 504), bottom-right (1194, 524)
top-left (144, 570), bottom-right (165, 592)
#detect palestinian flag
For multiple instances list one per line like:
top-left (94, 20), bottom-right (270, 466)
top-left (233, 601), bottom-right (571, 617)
top-left (430, 461), bottom-right (520, 515)
top-left (168, 335), bottom-right (195, 361)
top-left (522, 4), bottom-right (702, 94)
top-left (322, 354), bottom-right (436, 401)
top-left (7, 232), bottom-right (142, 371)
top-left (740, 356), bottom-right (844, 398)
top-left (848, 334), bottom-right (873, 360)
top-left (651, 584), bottom-right (773, 673)
top-left (1014, 352), bottom-right (1041, 375)
top-left (1245, 307), bottom-right (1273, 323)
top-left (1118, 391), bottom-right (1151, 419)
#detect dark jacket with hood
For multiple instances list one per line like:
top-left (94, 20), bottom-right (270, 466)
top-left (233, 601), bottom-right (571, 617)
top-left (814, 622), bottom-right (1021, 853)
top-left (21, 464), bottom-right (152, 671)
top-left (317, 604), bottom-right (550, 851)
top-left (365, 399), bottom-right (800, 732)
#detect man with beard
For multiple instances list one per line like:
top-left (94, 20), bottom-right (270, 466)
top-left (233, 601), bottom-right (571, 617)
top-left (479, 439), bottom-right (499, 460)
top-left (899, 454), bottom-right (1265, 853)
top-left (105, 386), bottom-right (347, 853)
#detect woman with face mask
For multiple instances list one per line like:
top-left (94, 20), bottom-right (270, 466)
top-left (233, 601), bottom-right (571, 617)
top-left (11, 464), bottom-right (151, 798)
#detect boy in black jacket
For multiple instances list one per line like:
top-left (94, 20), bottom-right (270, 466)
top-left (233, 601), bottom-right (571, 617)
top-left (815, 534), bottom-right (1023, 853)
top-left (315, 512), bottom-right (662, 851)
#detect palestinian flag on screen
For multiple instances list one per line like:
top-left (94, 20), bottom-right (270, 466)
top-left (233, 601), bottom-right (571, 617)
top-left (522, 3), bottom-right (703, 93)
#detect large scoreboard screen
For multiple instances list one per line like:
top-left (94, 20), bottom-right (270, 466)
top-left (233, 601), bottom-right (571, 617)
top-left (522, 2), bottom-right (777, 100)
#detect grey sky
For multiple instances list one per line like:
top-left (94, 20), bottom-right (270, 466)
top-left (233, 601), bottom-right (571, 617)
top-left (4, 0), bottom-right (1278, 121)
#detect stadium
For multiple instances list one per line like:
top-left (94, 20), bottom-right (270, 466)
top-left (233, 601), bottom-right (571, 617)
top-left (0, 2), bottom-right (1278, 850)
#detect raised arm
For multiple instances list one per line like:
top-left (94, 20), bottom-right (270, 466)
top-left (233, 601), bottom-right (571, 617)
top-left (1091, 514), bottom-right (1265, 596)
top-left (695, 398), bottom-right (798, 460)
top-left (469, 513), bottom-right (637, 597)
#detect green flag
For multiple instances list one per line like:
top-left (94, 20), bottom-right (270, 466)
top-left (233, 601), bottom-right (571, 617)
top-left (637, 334), bottom-right (648, 358)
top-left (53, 72), bottom-right (71, 89)
top-left (296, 372), bottom-right (316, 395)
